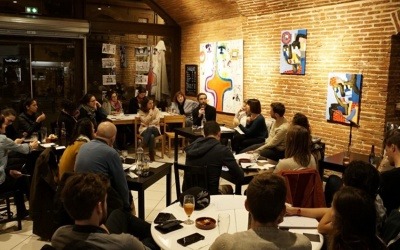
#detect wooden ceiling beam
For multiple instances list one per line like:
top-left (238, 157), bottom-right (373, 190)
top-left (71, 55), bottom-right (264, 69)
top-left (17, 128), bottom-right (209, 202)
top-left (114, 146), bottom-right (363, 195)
top-left (141, 0), bottom-right (178, 26)
top-left (90, 20), bottom-right (179, 37)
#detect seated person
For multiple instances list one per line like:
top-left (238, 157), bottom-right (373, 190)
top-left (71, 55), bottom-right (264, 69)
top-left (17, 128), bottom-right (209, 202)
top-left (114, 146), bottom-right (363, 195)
top-left (51, 173), bottom-right (157, 250)
top-left (17, 98), bottom-right (46, 139)
top-left (274, 125), bottom-right (317, 173)
top-left (170, 90), bottom-right (198, 126)
top-left (329, 186), bottom-right (386, 249)
top-left (58, 118), bottom-right (94, 178)
top-left (232, 99), bottom-right (267, 153)
top-left (210, 173), bottom-right (311, 249)
top-left (380, 128), bottom-right (400, 215)
top-left (2, 108), bottom-right (18, 140)
top-left (0, 115), bottom-right (39, 218)
top-left (185, 121), bottom-right (244, 195)
top-left (77, 93), bottom-right (107, 129)
top-left (242, 102), bottom-right (288, 161)
top-left (102, 90), bottom-right (123, 115)
top-left (138, 97), bottom-right (161, 161)
top-left (286, 160), bottom-right (385, 235)
top-left (57, 99), bottom-right (78, 143)
top-left (191, 93), bottom-right (216, 126)
top-left (128, 86), bottom-right (146, 114)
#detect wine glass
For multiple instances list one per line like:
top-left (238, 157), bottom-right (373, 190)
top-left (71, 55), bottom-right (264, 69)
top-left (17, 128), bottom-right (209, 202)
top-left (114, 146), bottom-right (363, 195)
top-left (183, 195), bottom-right (195, 225)
top-left (251, 152), bottom-right (260, 163)
top-left (121, 150), bottom-right (128, 163)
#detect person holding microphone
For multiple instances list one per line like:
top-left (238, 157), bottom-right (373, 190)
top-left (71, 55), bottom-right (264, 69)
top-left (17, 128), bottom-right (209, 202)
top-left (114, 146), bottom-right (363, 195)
top-left (191, 93), bottom-right (216, 126)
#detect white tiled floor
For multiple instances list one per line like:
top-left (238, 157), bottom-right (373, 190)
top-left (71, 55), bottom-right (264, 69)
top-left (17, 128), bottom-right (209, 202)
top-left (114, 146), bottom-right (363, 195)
top-left (0, 150), bottom-right (236, 250)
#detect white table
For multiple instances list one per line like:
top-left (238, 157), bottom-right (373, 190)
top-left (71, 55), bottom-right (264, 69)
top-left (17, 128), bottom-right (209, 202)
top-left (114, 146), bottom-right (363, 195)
top-left (151, 195), bottom-right (323, 250)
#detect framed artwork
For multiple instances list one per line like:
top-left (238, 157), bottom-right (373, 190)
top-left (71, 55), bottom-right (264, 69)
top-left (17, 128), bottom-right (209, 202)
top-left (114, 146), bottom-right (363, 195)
top-left (199, 39), bottom-right (243, 114)
top-left (102, 75), bottom-right (116, 85)
top-left (102, 58), bottom-right (115, 68)
top-left (326, 73), bottom-right (363, 125)
top-left (102, 43), bottom-right (116, 55)
top-left (185, 64), bottom-right (198, 97)
top-left (280, 29), bottom-right (307, 75)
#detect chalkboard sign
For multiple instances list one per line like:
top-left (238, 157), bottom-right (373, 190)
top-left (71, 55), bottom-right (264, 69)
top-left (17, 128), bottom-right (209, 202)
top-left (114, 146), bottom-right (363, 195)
top-left (185, 64), bottom-right (198, 97)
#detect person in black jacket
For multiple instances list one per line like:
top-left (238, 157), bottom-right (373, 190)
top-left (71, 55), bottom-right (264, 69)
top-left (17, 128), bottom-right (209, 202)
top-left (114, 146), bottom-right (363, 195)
top-left (17, 98), bottom-right (46, 139)
top-left (191, 93), bottom-right (216, 126)
top-left (77, 94), bottom-right (107, 129)
top-left (185, 121), bottom-right (244, 195)
top-left (128, 86), bottom-right (146, 114)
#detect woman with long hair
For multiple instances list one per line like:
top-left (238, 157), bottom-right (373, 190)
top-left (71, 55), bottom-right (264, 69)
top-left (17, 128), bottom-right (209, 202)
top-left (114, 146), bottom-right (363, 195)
top-left (77, 93), bottom-right (107, 129)
top-left (170, 91), bottom-right (198, 126)
top-left (102, 90), bottom-right (123, 115)
top-left (329, 186), bottom-right (386, 250)
top-left (138, 97), bottom-right (161, 161)
top-left (232, 99), bottom-right (267, 153)
top-left (58, 118), bottom-right (95, 178)
top-left (274, 125), bottom-right (316, 172)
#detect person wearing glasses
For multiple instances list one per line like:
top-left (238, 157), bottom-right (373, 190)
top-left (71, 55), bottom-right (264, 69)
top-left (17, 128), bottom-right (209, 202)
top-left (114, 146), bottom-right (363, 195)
top-left (102, 90), bottom-right (123, 115)
top-left (77, 93), bottom-right (107, 129)
top-left (191, 93), bottom-right (216, 126)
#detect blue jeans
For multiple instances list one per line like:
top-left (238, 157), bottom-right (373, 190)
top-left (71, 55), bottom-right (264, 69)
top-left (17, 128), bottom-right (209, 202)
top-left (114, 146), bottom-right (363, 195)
top-left (140, 127), bottom-right (160, 152)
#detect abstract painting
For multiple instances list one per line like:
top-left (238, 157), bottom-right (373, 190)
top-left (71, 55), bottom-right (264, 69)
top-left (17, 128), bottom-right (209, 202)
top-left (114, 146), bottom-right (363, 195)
top-left (280, 29), bottom-right (307, 75)
top-left (199, 39), bottom-right (243, 114)
top-left (326, 73), bottom-right (363, 125)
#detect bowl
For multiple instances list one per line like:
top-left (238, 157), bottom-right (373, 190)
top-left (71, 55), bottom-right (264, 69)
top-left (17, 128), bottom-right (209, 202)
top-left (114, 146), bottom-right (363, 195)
top-left (195, 217), bottom-right (216, 230)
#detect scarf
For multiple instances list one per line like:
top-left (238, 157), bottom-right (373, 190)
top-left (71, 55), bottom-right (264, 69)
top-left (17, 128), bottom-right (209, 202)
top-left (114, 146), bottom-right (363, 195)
top-left (110, 100), bottom-right (122, 112)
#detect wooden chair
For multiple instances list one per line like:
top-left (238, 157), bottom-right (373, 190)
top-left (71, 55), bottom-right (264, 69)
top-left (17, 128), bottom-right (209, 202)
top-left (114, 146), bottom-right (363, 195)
top-left (134, 116), bottom-right (164, 159)
top-left (174, 163), bottom-right (208, 199)
top-left (163, 115), bottom-right (185, 157)
top-left (277, 168), bottom-right (326, 208)
top-left (0, 191), bottom-right (22, 230)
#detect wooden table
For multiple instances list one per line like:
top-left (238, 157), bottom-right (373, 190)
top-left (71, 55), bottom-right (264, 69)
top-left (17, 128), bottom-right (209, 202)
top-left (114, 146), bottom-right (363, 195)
top-left (126, 162), bottom-right (172, 220)
top-left (150, 195), bottom-right (323, 250)
top-left (320, 151), bottom-right (370, 178)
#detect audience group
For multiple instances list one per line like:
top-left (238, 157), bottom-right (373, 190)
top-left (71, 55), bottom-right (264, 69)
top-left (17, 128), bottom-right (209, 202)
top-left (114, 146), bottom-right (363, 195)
top-left (1, 87), bottom-right (400, 250)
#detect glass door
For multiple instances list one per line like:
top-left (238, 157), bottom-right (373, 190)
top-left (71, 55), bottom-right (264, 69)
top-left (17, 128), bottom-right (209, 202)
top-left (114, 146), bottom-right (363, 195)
top-left (0, 36), bottom-right (84, 131)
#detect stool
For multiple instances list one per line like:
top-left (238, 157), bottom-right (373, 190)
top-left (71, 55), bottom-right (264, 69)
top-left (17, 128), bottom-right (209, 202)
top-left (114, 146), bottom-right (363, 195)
top-left (0, 191), bottom-right (22, 230)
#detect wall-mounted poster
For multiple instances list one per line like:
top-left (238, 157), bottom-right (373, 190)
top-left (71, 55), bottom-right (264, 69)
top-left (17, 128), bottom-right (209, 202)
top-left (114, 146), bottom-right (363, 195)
top-left (135, 74), bottom-right (148, 85)
top-left (185, 64), bottom-right (198, 97)
top-left (199, 39), bottom-right (243, 114)
top-left (280, 29), bottom-right (307, 75)
top-left (326, 73), bottom-right (363, 125)
top-left (102, 58), bottom-right (116, 68)
top-left (102, 75), bottom-right (116, 85)
top-left (102, 43), bottom-right (116, 55)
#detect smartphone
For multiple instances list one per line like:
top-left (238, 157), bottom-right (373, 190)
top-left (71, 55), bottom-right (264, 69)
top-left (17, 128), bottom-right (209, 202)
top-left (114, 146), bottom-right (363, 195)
top-left (177, 233), bottom-right (205, 246)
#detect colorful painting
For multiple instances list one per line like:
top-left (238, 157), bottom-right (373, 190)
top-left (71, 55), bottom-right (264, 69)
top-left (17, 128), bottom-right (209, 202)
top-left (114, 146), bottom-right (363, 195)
top-left (326, 73), bottom-right (363, 125)
top-left (280, 29), bottom-right (307, 75)
top-left (199, 39), bottom-right (243, 114)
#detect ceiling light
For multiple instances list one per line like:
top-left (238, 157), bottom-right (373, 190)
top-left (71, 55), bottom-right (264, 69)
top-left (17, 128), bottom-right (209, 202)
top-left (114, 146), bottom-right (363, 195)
top-left (13, 1), bottom-right (18, 3)
top-left (97, 7), bottom-right (102, 11)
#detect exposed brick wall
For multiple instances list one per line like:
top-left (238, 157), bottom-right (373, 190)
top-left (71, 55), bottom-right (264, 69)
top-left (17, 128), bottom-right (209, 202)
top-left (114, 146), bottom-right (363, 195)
top-left (180, 0), bottom-right (400, 156)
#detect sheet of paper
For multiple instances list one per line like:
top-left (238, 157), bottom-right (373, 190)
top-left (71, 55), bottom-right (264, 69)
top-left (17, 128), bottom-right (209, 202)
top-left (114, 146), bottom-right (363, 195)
top-left (234, 152), bottom-right (252, 160)
top-left (41, 143), bottom-right (55, 148)
top-left (220, 126), bottom-right (235, 132)
top-left (123, 163), bottom-right (136, 171)
top-left (241, 162), bottom-right (275, 170)
top-left (280, 216), bottom-right (319, 228)
top-left (234, 126), bottom-right (244, 134)
top-left (55, 146), bottom-right (66, 150)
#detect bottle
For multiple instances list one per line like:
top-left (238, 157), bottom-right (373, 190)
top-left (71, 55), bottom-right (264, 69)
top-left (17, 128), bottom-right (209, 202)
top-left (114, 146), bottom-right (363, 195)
top-left (369, 145), bottom-right (376, 166)
top-left (227, 139), bottom-right (233, 153)
top-left (61, 122), bottom-right (67, 146)
top-left (136, 139), bottom-right (144, 175)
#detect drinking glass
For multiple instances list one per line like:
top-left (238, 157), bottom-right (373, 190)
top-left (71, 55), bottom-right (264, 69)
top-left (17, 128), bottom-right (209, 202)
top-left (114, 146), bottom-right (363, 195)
top-left (121, 150), bottom-right (128, 163)
top-left (343, 150), bottom-right (350, 166)
top-left (142, 155), bottom-right (150, 176)
top-left (218, 213), bottom-right (230, 234)
top-left (251, 152), bottom-right (260, 163)
top-left (40, 127), bottom-right (47, 143)
top-left (183, 195), bottom-right (195, 225)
